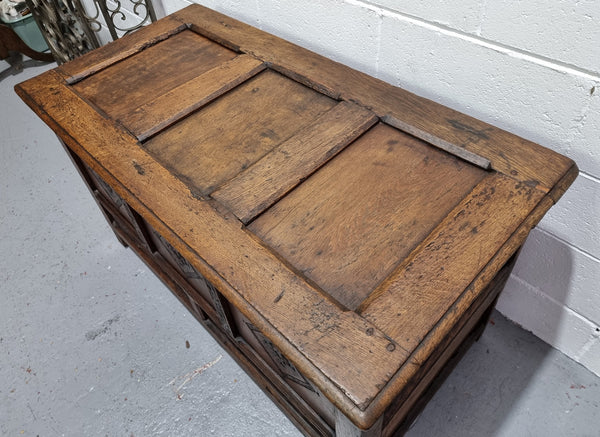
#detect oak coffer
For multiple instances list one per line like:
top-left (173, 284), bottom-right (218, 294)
top-left (16, 5), bottom-right (578, 436)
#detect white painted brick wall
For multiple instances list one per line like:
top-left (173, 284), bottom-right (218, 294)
top-left (481, 1), bottom-right (600, 74)
top-left (370, 0), bottom-right (483, 33)
top-left (512, 228), bottom-right (600, 326)
top-left (153, 0), bottom-right (600, 376)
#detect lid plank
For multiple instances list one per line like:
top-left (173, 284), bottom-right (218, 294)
top-left (383, 115), bottom-right (491, 170)
top-left (123, 54), bottom-right (266, 140)
top-left (249, 123), bottom-right (486, 310)
top-left (359, 173), bottom-right (546, 345)
top-left (72, 29), bottom-right (237, 121)
top-left (143, 70), bottom-right (336, 195)
top-left (213, 101), bottom-right (378, 223)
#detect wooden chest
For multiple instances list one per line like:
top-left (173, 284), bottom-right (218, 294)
top-left (16, 5), bottom-right (577, 436)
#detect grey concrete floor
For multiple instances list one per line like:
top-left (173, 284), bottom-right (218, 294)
top-left (2, 61), bottom-right (600, 437)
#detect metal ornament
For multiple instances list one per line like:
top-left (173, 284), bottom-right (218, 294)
top-left (25, 0), bottom-right (156, 63)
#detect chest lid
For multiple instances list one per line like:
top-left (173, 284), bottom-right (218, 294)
top-left (16, 4), bottom-right (577, 429)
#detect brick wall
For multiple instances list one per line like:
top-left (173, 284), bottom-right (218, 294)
top-left (154, 0), bottom-right (600, 375)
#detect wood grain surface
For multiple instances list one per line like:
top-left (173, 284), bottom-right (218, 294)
top-left (213, 101), bottom-right (378, 223)
top-left (73, 29), bottom-right (237, 121)
top-left (15, 5), bottom-right (578, 431)
top-left (16, 71), bottom-right (407, 423)
top-left (124, 54), bottom-right (266, 140)
top-left (359, 173), bottom-right (545, 344)
top-left (143, 70), bottom-right (336, 195)
top-left (250, 123), bottom-right (485, 310)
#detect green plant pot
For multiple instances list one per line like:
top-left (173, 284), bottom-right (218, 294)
top-left (2, 13), bottom-right (48, 53)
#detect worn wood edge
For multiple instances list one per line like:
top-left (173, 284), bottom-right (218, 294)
top-left (356, 190), bottom-right (558, 426)
top-left (268, 62), bottom-right (343, 100)
top-left (336, 409), bottom-right (383, 437)
top-left (356, 174), bottom-right (542, 315)
top-left (186, 22), bottom-right (242, 53)
top-left (15, 70), bottom-right (408, 426)
top-left (547, 161), bottom-right (579, 204)
top-left (171, 4), bottom-right (575, 192)
top-left (56, 17), bottom-right (188, 84)
top-left (212, 101), bottom-right (378, 223)
top-left (382, 255), bottom-right (517, 435)
top-left (125, 54), bottom-right (266, 141)
top-left (382, 114), bottom-right (491, 170)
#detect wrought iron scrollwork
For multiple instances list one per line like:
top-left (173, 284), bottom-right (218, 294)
top-left (95, 0), bottom-right (157, 40)
top-left (25, 0), bottom-right (156, 64)
top-left (26, 0), bottom-right (100, 63)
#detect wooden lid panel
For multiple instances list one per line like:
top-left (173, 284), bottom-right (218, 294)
top-left (72, 29), bottom-right (237, 121)
top-left (212, 100), bottom-right (378, 224)
top-left (249, 123), bottom-right (487, 310)
top-left (123, 54), bottom-right (267, 141)
top-left (142, 70), bottom-right (336, 196)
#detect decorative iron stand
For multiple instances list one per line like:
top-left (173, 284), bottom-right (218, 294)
top-left (25, 0), bottom-right (157, 63)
